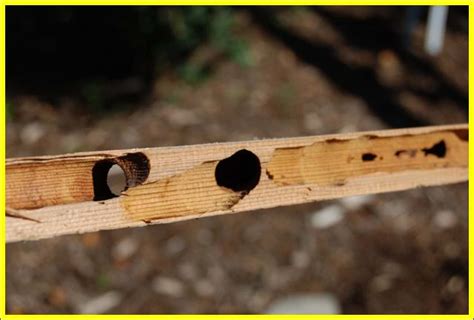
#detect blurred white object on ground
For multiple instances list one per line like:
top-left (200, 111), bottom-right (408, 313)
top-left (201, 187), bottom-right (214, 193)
top-left (339, 194), bottom-right (374, 210)
top-left (152, 277), bottom-right (185, 297)
top-left (310, 204), bottom-right (344, 229)
top-left (77, 291), bottom-right (122, 314)
top-left (265, 293), bottom-right (341, 314)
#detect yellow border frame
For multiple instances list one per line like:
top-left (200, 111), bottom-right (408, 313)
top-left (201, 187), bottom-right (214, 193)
top-left (1, 0), bottom-right (6, 317)
top-left (0, 3), bottom-right (471, 319)
top-left (1, 1), bottom-right (473, 4)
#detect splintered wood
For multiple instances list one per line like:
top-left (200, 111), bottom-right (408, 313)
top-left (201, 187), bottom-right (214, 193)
top-left (6, 124), bottom-right (468, 242)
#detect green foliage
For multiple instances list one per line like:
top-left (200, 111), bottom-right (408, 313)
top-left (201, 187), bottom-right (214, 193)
top-left (166, 7), bottom-right (210, 51)
top-left (226, 39), bottom-right (252, 67)
top-left (178, 63), bottom-right (210, 85)
top-left (166, 7), bottom-right (253, 84)
top-left (209, 8), bottom-right (252, 67)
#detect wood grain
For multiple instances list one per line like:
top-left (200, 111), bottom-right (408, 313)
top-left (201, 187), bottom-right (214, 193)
top-left (6, 124), bottom-right (468, 242)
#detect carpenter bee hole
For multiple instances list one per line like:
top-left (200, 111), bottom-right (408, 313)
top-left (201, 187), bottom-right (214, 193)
top-left (362, 153), bottom-right (377, 162)
top-left (215, 149), bottom-right (261, 193)
top-left (93, 152), bottom-right (150, 201)
top-left (422, 140), bottom-right (446, 158)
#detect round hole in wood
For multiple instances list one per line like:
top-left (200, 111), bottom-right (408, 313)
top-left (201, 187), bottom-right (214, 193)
top-left (215, 149), bottom-right (261, 193)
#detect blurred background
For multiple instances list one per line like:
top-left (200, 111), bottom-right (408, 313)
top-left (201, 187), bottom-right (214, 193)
top-left (6, 6), bottom-right (468, 314)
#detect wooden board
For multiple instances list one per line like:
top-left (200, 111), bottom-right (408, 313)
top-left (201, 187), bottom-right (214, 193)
top-left (6, 124), bottom-right (468, 242)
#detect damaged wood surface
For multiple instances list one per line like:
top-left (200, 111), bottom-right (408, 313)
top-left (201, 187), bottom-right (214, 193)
top-left (267, 130), bottom-right (467, 186)
top-left (6, 124), bottom-right (468, 242)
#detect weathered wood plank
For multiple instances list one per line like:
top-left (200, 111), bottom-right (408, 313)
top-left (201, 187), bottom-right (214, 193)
top-left (6, 124), bottom-right (468, 242)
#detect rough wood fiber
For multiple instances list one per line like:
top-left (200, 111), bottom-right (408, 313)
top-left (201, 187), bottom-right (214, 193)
top-left (6, 124), bottom-right (468, 242)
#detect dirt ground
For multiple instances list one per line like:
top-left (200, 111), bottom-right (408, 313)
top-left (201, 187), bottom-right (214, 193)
top-left (6, 7), bottom-right (468, 314)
